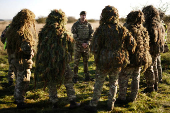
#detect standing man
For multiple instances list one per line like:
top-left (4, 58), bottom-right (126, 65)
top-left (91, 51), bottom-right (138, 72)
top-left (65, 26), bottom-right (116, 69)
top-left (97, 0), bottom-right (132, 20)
top-left (71, 11), bottom-right (94, 83)
top-left (84, 5), bottom-right (136, 112)
top-left (1, 24), bottom-right (15, 86)
top-left (35, 9), bottom-right (80, 109)
top-left (117, 10), bottom-right (152, 104)
top-left (142, 5), bottom-right (165, 92)
top-left (5, 9), bottom-right (36, 109)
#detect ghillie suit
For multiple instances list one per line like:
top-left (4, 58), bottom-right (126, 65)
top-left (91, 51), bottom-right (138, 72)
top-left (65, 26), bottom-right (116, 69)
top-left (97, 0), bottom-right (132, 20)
top-left (35, 9), bottom-right (79, 108)
top-left (85, 5), bottom-right (136, 112)
top-left (118, 10), bottom-right (152, 103)
top-left (142, 5), bottom-right (165, 92)
top-left (4, 9), bottom-right (36, 108)
top-left (71, 12), bottom-right (94, 82)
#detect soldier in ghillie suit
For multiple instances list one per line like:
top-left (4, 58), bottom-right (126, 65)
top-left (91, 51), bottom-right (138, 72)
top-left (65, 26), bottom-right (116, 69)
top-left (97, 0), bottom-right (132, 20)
top-left (35, 9), bottom-right (80, 109)
top-left (117, 10), bottom-right (152, 104)
top-left (71, 11), bottom-right (94, 83)
top-left (0, 24), bottom-right (15, 86)
top-left (157, 10), bottom-right (169, 83)
top-left (142, 5), bottom-right (165, 92)
top-left (84, 5), bottom-right (136, 112)
top-left (4, 9), bottom-right (36, 109)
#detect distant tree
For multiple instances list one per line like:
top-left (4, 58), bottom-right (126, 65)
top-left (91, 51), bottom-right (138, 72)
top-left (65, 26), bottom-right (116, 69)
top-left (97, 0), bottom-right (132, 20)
top-left (36, 16), bottom-right (47, 23)
top-left (67, 16), bottom-right (77, 23)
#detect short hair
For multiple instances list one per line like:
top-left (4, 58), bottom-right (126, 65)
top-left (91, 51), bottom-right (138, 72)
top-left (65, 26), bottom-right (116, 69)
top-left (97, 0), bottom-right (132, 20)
top-left (80, 11), bottom-right (86, 15)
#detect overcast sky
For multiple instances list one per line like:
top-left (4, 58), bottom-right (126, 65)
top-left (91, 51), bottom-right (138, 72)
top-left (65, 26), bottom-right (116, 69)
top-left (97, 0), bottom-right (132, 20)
top-left (0, 0), bottom-right (170, 20)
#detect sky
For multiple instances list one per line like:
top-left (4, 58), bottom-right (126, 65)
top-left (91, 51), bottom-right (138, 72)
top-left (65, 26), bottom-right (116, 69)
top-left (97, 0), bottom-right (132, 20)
top-left (0, 0), bottom-right (170, 20)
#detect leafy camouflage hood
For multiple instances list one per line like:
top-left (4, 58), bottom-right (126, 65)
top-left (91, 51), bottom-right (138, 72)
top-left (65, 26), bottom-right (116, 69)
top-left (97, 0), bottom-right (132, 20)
top-left (35, 9), bottom-right (73, 88)
top-left (100, 5), bottom-right (119, 25)
top-left (6, 9), bottom-right (36, 59)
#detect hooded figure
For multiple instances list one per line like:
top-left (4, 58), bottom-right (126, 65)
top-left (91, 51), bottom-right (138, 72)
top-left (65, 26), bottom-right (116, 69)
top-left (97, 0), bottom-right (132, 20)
top-left (4, 9), bottom-right (36, 109)
top-left (84, 5), bottom-right (136, 112)
top-left (117, 10), bottom-right (152, 104)
top-left (35, 9), bottom-right (80, 109)
top-left (142, 5), bottom-right (165, 93)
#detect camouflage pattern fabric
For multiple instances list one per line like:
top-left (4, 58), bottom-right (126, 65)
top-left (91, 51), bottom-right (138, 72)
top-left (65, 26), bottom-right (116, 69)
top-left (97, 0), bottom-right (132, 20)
top-left (1, 24), bottom-right (10, 44)
top-left (89, 5), bottom-right (136, 108)
top-left (144, 56), bottom-right (158, 88)
top-left (157, 54), bottom-right (162, 81)
top-left (89, 68), bottom-right (120, 108)
top-left (48, 64), bottom-right (76, 104)
top-left (118, 66), bottom-right (141, 101)
top-left (71, 19), bottom-right (93, 77)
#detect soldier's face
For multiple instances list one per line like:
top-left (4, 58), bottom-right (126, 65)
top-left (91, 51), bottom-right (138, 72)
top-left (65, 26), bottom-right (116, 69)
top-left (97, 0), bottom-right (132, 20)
top-left (80, 14), bottom-right (86, 21)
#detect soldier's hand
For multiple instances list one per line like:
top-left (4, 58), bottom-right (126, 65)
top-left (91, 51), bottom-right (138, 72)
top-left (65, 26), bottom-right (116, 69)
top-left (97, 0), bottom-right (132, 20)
top-left (82, 43), bottom-right (88, 48)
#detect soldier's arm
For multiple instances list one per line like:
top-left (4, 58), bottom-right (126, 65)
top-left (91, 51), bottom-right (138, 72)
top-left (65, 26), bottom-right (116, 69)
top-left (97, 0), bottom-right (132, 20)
top-left (87, 23), bottom-right (94, 45)
top-left (71, 22), bottom-right (78, 40)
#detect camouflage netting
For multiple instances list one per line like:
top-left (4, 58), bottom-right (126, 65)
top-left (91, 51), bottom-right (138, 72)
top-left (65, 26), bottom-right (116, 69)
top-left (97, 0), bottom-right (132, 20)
top-left (35, 9), bottom-right (74, 88)
top-left (5, 9), bottom-right (36, 60)
top-left (125, 10), bottom-right (152, 72)
top-left (91, 5), bottom-right (136, 72)
top-left (142, 5), bottom-right (164, 56)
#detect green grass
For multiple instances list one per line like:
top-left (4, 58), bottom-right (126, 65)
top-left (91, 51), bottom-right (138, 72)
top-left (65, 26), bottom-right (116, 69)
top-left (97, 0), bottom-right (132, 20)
top-left (0, 51), bottom-right (170, 113)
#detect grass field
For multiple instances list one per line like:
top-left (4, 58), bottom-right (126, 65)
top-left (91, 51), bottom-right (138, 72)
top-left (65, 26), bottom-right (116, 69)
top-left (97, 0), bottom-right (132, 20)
top-left (0, 21), bottom-right (170, 113)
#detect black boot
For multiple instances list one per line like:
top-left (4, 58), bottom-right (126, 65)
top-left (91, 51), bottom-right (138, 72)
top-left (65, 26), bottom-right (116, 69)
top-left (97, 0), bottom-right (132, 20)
top-left (154, 84), bottom-right (158, 91)
top-left (17, 102), bottom-right (26, 109)
top-left (73, 77), bottom-right (78, 83)
top-left (52, 102), bottom-right (58, 109)
top-left (84, 105), bottom-right (97, 112)
top-left (142, 87), bottom-right (155, 93)
top-left (115, 98), bottom-right (128, 105)
top-left (69, 100), bottom-right (80, 109)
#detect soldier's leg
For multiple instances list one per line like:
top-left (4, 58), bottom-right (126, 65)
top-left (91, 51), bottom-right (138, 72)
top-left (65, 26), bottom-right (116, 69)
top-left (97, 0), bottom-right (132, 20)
top-left (64, 64), bottom-right (80, 108)
top-left (107, 68), bottom-right (121, 110)
top-left (89, 69), bottom-right (107, 107)
top-left (157, 55), bottom-right (162, 82)
top-left (82, 50), bottom-right (90, 81)
top-left (118, 67), bottom-right (131, 101)
top-left (144, 65), bottom-right (155, 92)
top-left (152, 56), bottom-right (159, 91)
top-left (15, 68), bottom-right (31, 104)
top-left (48, 81), bottom-right (58, 108)
top-left (130, 67), bottom-right (141, 101)
top-left (64, 64), bottom-right (76, 101)
top-left (73, 50), bottom-right (82, 78)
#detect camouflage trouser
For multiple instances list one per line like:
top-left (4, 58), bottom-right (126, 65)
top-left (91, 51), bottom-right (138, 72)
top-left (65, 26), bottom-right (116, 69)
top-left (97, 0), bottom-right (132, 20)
top-left (48, 64), bottom-right (76, 104)
top-left (89, 68), bottom-right (121, 107)
top-left (10, 57), bottom-right (32, 103)
top-left (8, 55), bottom-right (16, 82)
top-left (144, 55), bottom-right (158, 88)
top-left (157, 54), bottom-right (162, 81)
top-left (118, 66), bottom-right (141, 101)
top-left (74, 49), bottom-right (89, 77)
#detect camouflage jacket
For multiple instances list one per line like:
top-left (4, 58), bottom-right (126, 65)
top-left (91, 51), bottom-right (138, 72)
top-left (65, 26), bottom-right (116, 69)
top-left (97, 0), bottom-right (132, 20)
top-left (71, 19), bottom-right (94, 46)
top-left (91, 24), bottom-right (136, 72)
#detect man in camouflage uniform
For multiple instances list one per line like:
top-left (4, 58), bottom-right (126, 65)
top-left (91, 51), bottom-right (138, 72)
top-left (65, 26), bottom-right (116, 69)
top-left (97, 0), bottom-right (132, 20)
top-left (35, 9), bottom-right (80, 109)
top-left (71, 11), bottom-right (94, 83)
top-left (84, 6), bottom-right (136, 112)
top-left (4, 9), bottom-right (36, 109)
top-left (117, 11), bottom-right (152, 104)
top-left (142, 5), bottom-right (165, 92)
top-left (0, 24), bottom-right (15, 86)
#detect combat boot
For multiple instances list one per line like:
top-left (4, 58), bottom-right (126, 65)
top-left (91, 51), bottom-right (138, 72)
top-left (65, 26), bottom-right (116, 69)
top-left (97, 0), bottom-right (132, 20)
top-left (69, 100), bottom-right (81, 109)
top-left (115, 98), bottom-right (128, 105)
top-left (142, 87), bottom-right (155, 93)
top-left (154, 83), bottom-right (158, 91)
top-left (73, 77), bottom-right (78, 83)
top-left (52, 102), bottom-right (58, 109)
top-left (17, 102), bottom-right (26, 109)
top-left (84, 105), bottom-right (97, 112)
